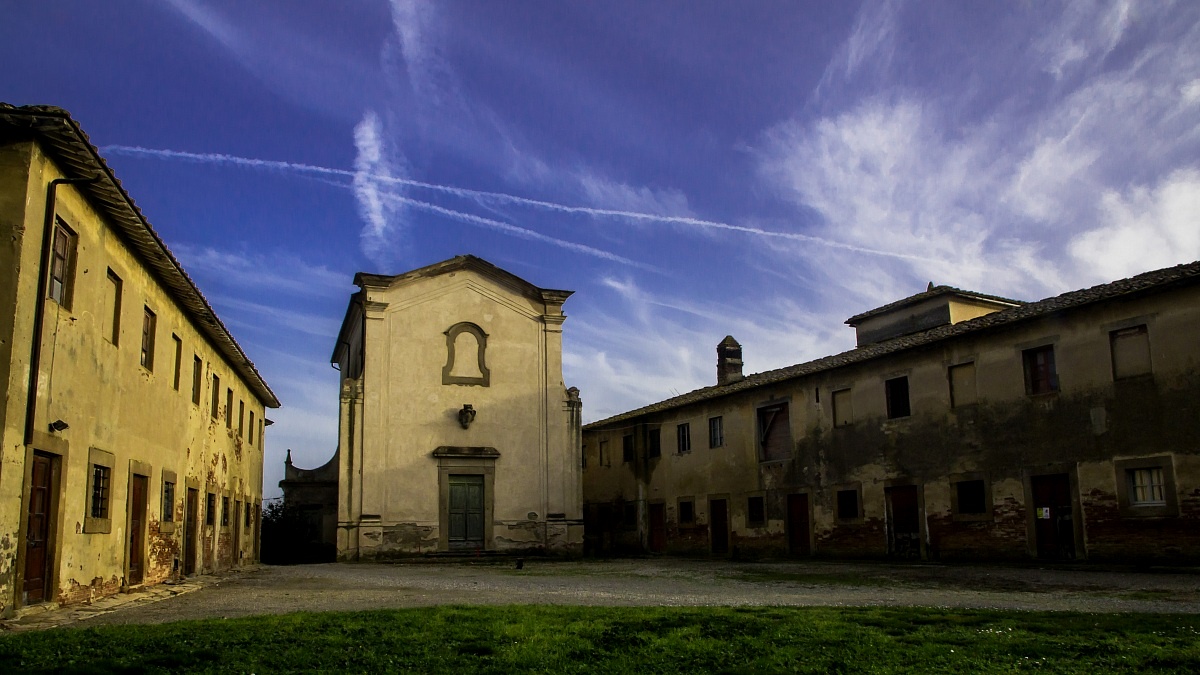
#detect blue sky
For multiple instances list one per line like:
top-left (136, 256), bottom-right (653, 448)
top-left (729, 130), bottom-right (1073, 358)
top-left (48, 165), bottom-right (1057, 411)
top-left (4, 1), bottom-right (1199, 497)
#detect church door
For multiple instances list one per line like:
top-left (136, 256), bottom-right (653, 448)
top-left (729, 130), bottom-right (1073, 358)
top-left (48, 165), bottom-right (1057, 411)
top-left (448, 475), bottom-right (484, 549)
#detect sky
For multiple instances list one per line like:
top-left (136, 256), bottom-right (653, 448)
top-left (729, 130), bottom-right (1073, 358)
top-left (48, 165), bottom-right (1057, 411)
top-left (4, 1), bottom-right (1199, 498)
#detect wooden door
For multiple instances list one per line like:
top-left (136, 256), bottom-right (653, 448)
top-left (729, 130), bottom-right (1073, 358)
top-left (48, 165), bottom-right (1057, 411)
top-left (787, 493), bottom-right (810, 555)
top-left (23, 453), bottom-right (54, 604)
top-left (709, 499), bottom-right (729, 555)
top-left (648, 503), bottom-right (666, 553)
top-left (885, 485), bottom-right (921, 559)
top-left (448, 475), bottom-right (484, 548)
top-left (184, 488), bottom-right (198, 575)
top-left (128, 474), bottom-right (148, 585)
top-left (1032, 474), bottom-right (1075, 559)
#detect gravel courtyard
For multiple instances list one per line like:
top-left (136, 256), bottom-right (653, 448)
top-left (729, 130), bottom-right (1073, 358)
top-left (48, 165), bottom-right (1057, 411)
top-left (64, 558), bottom-right (1200, 628)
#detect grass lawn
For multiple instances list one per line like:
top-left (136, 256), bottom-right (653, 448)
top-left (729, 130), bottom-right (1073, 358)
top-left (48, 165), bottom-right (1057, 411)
top-left (1, 605), bottom-right (1198, 673)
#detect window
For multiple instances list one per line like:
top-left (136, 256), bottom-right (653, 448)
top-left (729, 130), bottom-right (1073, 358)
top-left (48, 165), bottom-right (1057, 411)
top-left (832, 389), bottom-right (853, 427)
top-left (747, 496), bottom-right (765, 525)
top-left (837, 489), bottom-right (859, 520)
top-left (1111, 325), bottom-right (1151, 379)
top-left (678, 499), bottom-right (695, 524)
top-left (238, 400), bottom-right (245, 437)
top-left (259, 419), bottom-right (265, 448)
top-left (442, 322), bottom-right (490, 386)
top-left (648, 428), bottom-right (661, 458)
top-left (623, 502), bottom-right (637, 528)
top-left (1022, 345), bottom-right (1058, 395)
top-left (249, 411), bottom-right (255, 445)
top-left (48, 219), bottom-right (76, 307)
top-left (211, 374), bottom-right (220, 418)
top-left (949, 362), bottom-right (977, 407)
top-left (885, 376), bottom-right (910, 419)
top-left (226, 389), bottom-right (233, 428)
top-left (245, 502), bottom-right (252, 528)
top-left (90, 465), bottom-right (110, 518)
top-left (192, 356), bottom-right (203, 404)
top-left (955, 480), bottom-right (987, 515)
top-left (140, 307), bottom-right (157, 370)
top-left (104, 269), bottom-right (122, 345)
top-left (1129, 468), bottom-right (1165, 505)
top-left (676, 423), bottom-right (691, 454)
top-left (581, 444), bottom-right (587, 469)
top-left (171, 335), bottom-right (183, 390)
top-left (758, 402), bottom-right (792, 461)
top-left (599, 440), bottom-right (608, 466)
top-left (206, 493), bottom-right (216, 526)
top-left (622, 434), bottom-right (634, 463)
top-left (708, 416), bottom-right (723, 448)
top-left (162, 477), bottom-right (176, 523)
top-left (221, 496), bottom-right (230, 527)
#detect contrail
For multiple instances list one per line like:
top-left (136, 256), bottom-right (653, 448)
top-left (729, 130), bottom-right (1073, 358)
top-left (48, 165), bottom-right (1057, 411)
top-left (101, 144), bottom-right (939, 263)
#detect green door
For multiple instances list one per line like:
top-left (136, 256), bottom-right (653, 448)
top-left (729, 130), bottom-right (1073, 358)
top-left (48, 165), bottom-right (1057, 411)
top-left (448, 475), bottom-right (484, 548)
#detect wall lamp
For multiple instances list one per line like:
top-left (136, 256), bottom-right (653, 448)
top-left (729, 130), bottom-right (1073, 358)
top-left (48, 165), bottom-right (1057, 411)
top-left (48, 419), bottom-right (69, 433)
top-left (458, 404), bottom-right (477, 429)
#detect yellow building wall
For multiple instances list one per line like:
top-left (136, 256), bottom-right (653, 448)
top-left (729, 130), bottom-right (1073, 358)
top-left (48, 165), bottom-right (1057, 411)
top-left (0, 141), bottom-right (270, 615)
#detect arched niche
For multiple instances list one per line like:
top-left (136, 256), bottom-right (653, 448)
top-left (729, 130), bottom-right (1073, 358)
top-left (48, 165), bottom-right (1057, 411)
top-left (442, 322), bottom-right (490, 386)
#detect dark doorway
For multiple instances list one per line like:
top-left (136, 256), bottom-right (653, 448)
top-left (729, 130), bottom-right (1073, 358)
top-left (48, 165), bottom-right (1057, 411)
top-left (233, 501), bottom-right (242, 566)
top-left (709, 498), bottom-right (729, 555)
top-left (449, 475), bottom-right (484, 549)
top-left (184, 488), bottom-right (198, 575)
top-left (787, 493), bottom-right (810, 555)
top-left (1031, 473), bottom-right (1076, 559)
top-left (24, 453), bottom-right (55, 605)
top-left (885, 485), bottom-right (921, 559)
top-left (648, 503), bottom-right (666, 553)
top-left (128, 474), bottom-right (148, 585)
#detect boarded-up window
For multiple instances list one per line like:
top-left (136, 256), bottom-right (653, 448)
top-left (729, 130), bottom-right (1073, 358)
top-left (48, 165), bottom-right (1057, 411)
top-left (171, 335), bottom-right (183, 390)
top-left (708, 416), bottom-right (723, 448)
top-left (599, 440), bottom-right (608, 466)
top-left (193, 356), bottom-right (203, 405)
top-left (1110, 325), bottom-right (1151, 379)
top-left (747, 496), bottom-right (765, 525)
top-left (648, 428), bottom-right (661, 458)
top-left (832, 389), bottom-right (853, 427)
top-left (104, 269), bottom-right (122, 345)
top-left (140, 307), bottom-right (156, 371)
top-left (676, 424), bottom-right (690, 454)
top-left (949, 362), bottom-right (977, 407)
top-left (885, 376), bottom-right (910, 419)
top-left (1022, 345), bottom-right (1058, 395)
top-left (758, 402), bottom-right (791, 461)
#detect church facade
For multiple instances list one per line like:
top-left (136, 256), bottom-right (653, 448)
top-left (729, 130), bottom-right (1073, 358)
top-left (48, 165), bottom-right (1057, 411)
top-left (287, 256), bottom-right (583, 559)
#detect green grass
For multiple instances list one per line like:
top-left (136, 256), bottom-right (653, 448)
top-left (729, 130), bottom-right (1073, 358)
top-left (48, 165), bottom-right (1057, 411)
top-left (2, 605), bottom-right (1198, 673)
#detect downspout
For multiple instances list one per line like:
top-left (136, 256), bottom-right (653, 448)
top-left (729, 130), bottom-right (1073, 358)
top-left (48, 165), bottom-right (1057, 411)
top-left (23, 175), bottom-right (98, 447)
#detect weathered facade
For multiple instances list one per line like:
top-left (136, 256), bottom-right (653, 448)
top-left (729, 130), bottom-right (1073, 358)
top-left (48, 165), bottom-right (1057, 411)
top-left (288, 256), bottom-right (583, 559)
top-left (583, 263), bottom-right (1200, 563)
top-left (0, 104), bottom-right (279, 616)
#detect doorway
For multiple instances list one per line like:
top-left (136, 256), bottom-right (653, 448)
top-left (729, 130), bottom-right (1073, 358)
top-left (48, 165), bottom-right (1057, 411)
top-left (448, 474), bottom-right (484, 549)
top-left (184, 488), bottom-right (198, 575)
top-left (787, 493), bottom-right (810, 555)
top-left (648, 503), bottom-right (666, 553)
top-left (709, 498), bottom-right (729, 555)
top-left (1031, 473), bottom-right (1076, 560)
top-left (233, 500), bottom-right (242, 566)
top-left (885, 485), bottom-right (921, 559)
top-left (128, 474), bottom-right (148, 585)
top-left (23, 452), bottom-right (57, 605)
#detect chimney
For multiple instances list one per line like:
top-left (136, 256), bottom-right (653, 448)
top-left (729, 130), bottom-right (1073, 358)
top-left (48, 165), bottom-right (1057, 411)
top-left (717, 336), bottom-right (743, 385)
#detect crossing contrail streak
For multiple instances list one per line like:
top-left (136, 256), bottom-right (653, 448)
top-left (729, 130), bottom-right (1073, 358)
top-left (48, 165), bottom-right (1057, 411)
top-left (101, 144), bottom-right (939, 263)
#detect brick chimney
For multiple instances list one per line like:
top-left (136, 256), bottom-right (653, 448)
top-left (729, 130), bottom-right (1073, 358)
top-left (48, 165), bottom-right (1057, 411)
top-left (717, 336), bottom-right (743, 385)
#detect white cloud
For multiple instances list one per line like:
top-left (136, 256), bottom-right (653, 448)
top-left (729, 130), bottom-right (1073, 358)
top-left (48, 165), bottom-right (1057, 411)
top-left (172, 245), bottom-right (352, 299)
top-left (353, 110), bottom-right (410, 270)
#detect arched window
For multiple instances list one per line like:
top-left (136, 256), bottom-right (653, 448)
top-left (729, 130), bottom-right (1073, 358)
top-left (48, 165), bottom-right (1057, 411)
top-left (442, 322), bottom-right (490, 386)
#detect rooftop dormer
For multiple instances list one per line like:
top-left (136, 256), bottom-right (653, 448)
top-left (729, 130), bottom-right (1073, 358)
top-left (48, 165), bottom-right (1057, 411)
top-left (845, 285), bottom-right (1024, 347)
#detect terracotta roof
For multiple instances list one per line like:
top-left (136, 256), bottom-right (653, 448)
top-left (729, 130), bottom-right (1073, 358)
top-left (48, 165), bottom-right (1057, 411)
top-left (586, 260), bottom-right (1200, 430)
top-left (844, 285), bottom-right (1025, 325)
top-left (354, 254), bottom-right (574, 304)
top-left (0, 103), bottom-right (279, 408)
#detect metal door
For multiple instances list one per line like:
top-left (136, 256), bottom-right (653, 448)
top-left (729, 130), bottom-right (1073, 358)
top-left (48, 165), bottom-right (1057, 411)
top-left (787, 493), bottom-right (810, 555)
top-left (1032, 474), bottom-right (1075, 559)
top-left (709, 498), bottom-right (729, 555)
top-left (24, 453), bottom-right (54, 604)
top-left (448, 475), bottom-right (484, 548)
top-left (128, 474), bottom-right (148, 585)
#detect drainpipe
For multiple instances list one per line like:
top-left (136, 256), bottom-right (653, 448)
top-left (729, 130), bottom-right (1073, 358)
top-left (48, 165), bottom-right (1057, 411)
top-left (23, 175), bottom-right (98, 447)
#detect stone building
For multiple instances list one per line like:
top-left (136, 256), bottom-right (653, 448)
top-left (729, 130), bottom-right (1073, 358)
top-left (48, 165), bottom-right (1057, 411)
top-left (0, 104), bottom-right (279, 616)
top-left (583, 261), bottom-right (1200, 563)
top-left (285, 255), bottom-right (583, 559)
